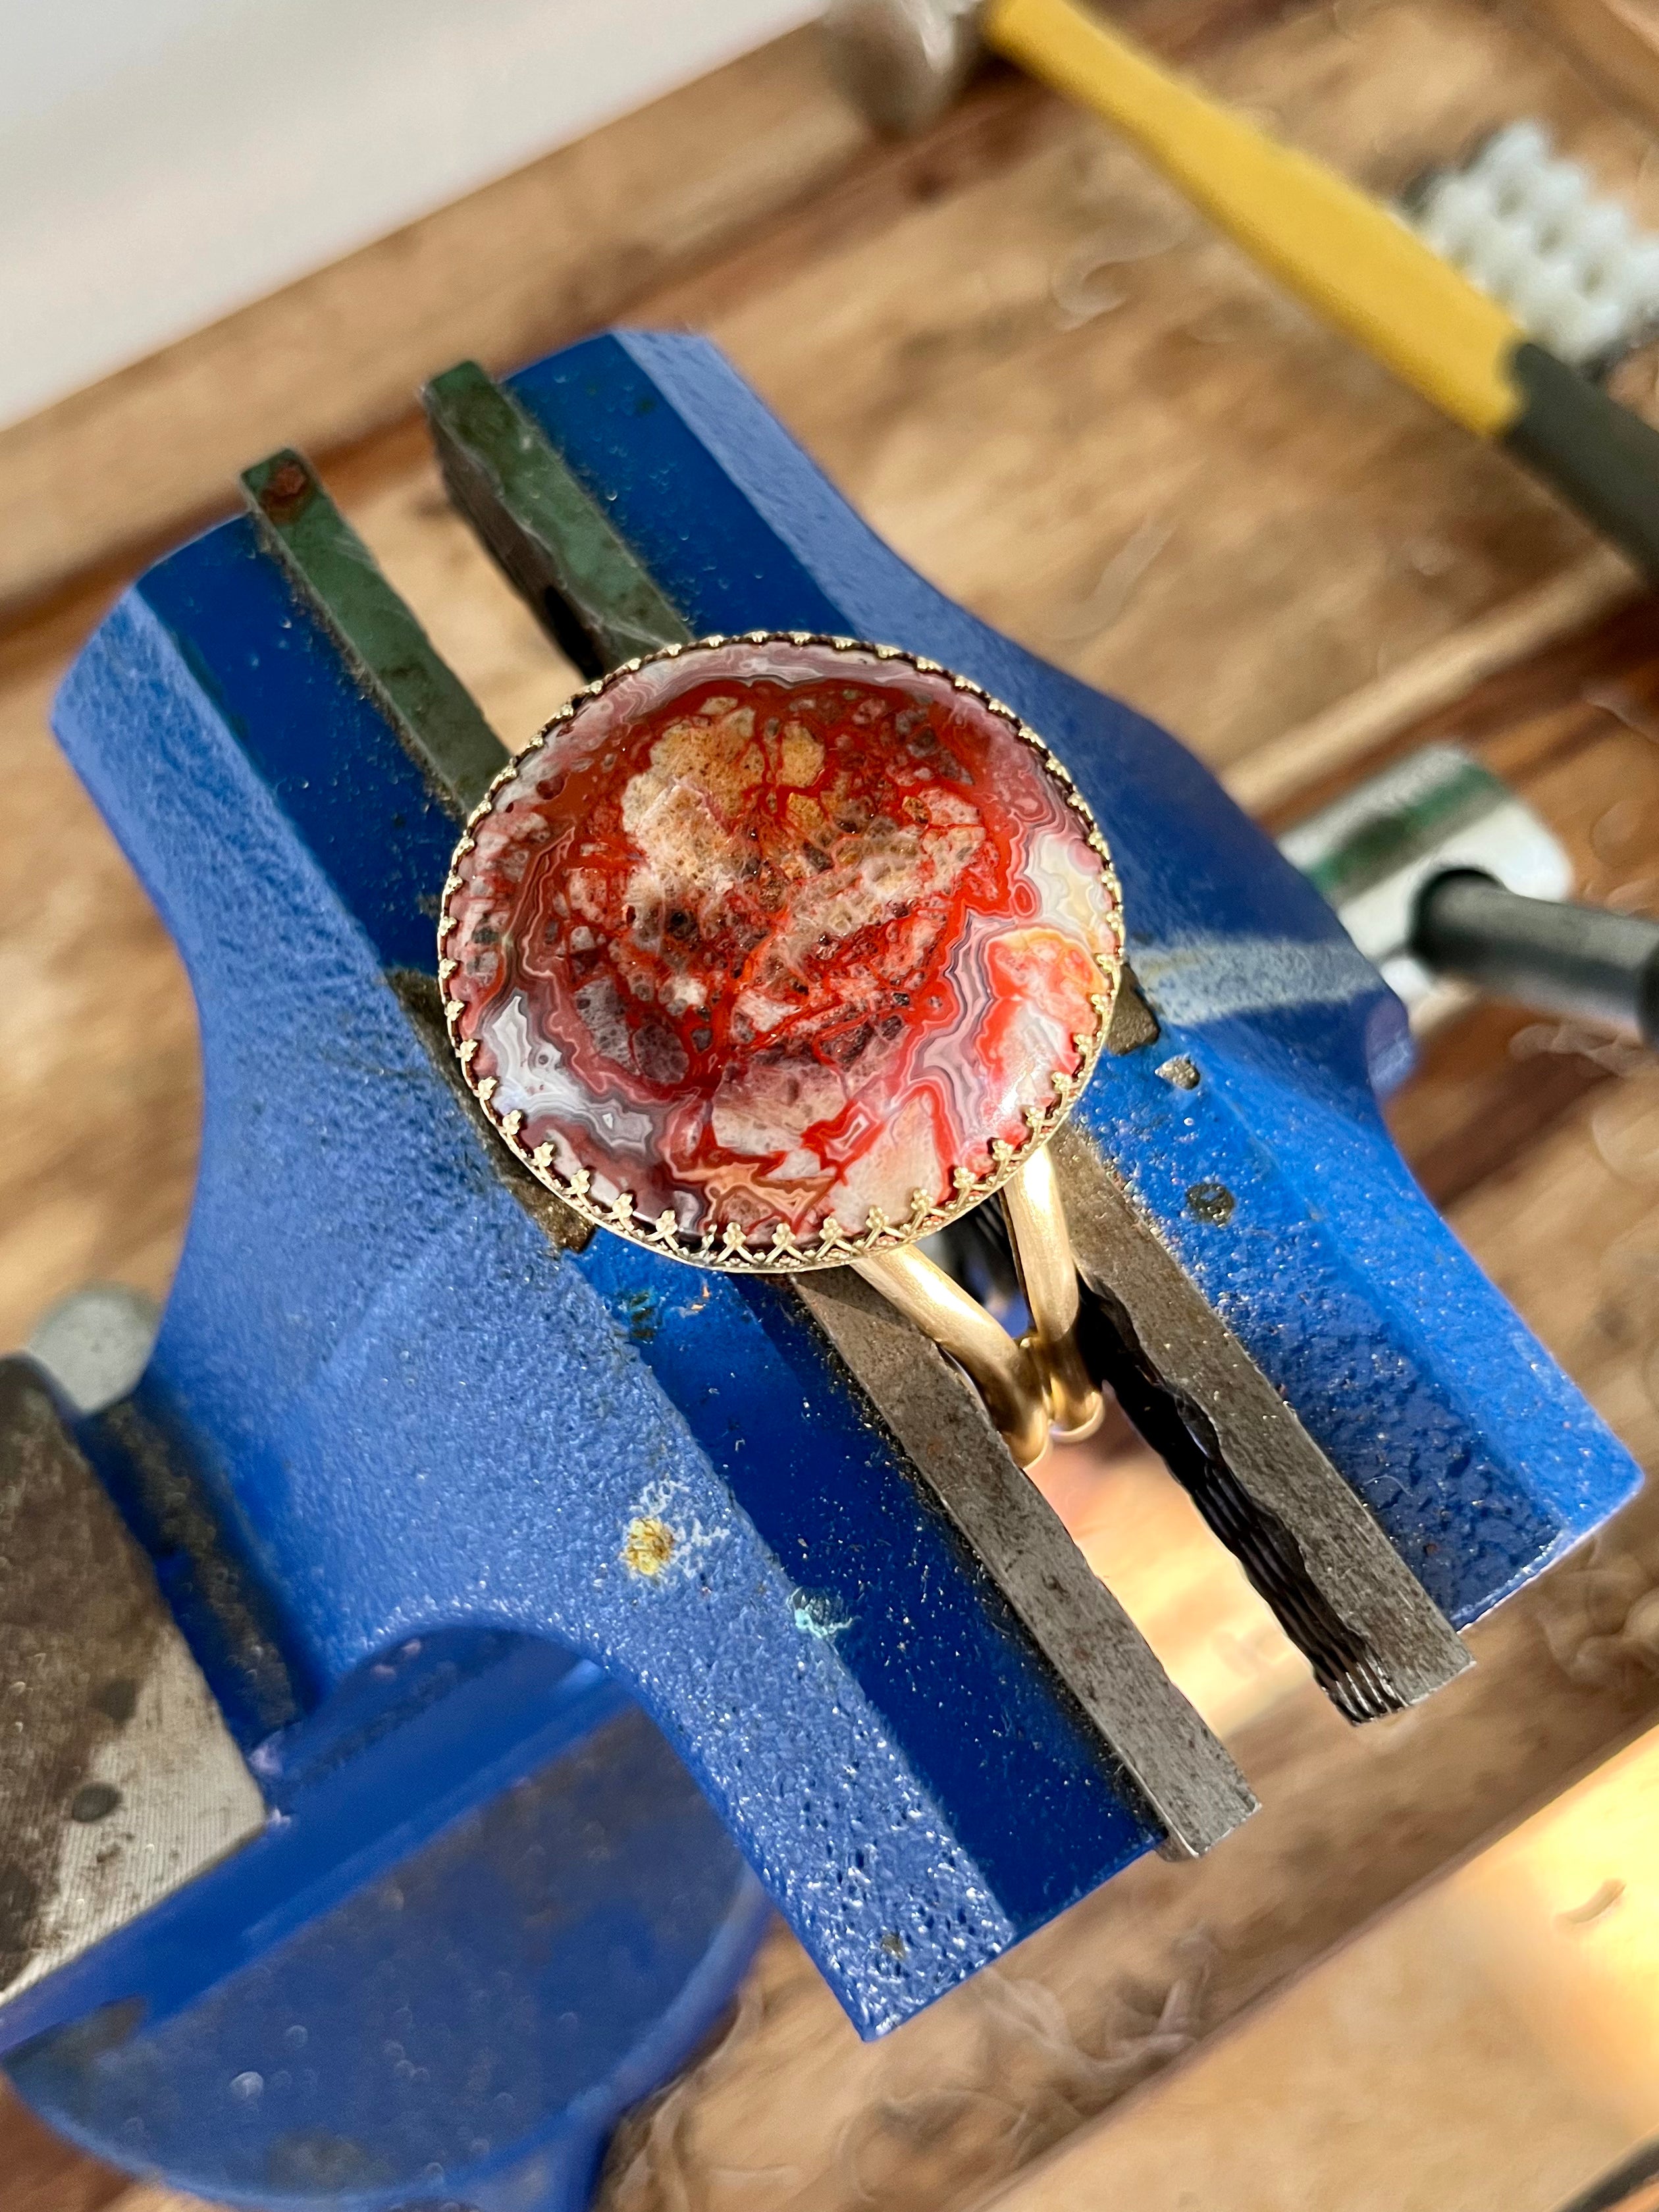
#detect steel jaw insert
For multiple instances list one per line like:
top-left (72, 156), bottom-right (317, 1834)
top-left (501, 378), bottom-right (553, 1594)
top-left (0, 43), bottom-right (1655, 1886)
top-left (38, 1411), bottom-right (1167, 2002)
top-left (0, 330), bottom-right (1639, 2212)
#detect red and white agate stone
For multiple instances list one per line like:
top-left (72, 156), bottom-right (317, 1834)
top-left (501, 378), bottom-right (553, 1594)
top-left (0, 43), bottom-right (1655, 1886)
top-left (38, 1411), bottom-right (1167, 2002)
top-left (441, 637), bottom-right (1122, 1265)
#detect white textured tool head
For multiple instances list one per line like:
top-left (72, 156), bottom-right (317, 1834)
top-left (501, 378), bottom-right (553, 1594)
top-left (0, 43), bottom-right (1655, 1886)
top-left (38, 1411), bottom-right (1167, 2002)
top-left (822, 0), bottom-right (988, 135)
top-left (1407, 120), bottom-right (1659, 373)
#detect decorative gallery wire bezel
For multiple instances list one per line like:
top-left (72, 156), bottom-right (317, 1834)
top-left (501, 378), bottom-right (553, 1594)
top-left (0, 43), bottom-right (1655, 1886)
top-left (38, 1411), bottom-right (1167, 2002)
top-left (436, 631), bottom-right (1124, 1275)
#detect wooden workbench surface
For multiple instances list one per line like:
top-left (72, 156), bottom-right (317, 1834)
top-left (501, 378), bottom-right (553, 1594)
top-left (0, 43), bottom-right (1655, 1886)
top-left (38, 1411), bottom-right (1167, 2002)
top-left (6, 1), bottom-right (1659, 2207)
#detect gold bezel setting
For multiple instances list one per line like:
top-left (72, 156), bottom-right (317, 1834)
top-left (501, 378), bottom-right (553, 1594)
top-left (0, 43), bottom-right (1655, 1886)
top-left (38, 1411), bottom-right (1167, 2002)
top-left (438, 632), bottom-right (1123, 1275)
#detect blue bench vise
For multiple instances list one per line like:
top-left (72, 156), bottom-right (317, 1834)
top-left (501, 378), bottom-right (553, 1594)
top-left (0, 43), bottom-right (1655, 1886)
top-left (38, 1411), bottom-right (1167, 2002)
top-left (0, 330), bottom-right (1639, 2212)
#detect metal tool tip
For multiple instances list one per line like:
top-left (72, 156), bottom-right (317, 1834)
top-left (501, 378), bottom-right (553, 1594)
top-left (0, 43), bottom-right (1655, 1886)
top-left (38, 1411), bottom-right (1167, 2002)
top-left (821, 0), bottom-right (986, 136)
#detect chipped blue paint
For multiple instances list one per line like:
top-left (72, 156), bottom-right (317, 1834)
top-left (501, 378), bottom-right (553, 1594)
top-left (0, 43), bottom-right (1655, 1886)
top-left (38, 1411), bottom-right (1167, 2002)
top-left (791, 1591), bottom-right (855, 1641)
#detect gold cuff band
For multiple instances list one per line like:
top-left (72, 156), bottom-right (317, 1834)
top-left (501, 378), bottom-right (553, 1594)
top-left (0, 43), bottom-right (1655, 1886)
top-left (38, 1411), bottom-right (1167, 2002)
top-left (854, 1146), bottom-right (1101, 1467)
top-left (1003, 1142), bottom-right (1106, 1443)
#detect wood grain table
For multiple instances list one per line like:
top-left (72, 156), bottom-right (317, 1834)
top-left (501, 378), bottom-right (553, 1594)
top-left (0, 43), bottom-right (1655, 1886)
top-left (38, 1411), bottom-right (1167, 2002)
top-left (6, 2), bottom-right (1659, 2207)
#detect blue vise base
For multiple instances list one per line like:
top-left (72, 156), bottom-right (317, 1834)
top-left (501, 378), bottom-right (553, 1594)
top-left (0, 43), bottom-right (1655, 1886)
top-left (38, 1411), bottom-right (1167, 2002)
top-left (1, 329), bottom-right (1639, 2207)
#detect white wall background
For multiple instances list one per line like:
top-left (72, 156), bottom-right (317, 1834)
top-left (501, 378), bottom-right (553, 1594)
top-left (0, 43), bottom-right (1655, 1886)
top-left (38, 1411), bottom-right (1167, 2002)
top-left (1, 0), bottom-right (816, 430)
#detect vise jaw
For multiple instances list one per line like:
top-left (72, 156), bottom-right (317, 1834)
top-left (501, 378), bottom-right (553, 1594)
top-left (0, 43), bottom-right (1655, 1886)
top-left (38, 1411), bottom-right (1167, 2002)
top-left (0, 330), bottom-right (1639, 2212)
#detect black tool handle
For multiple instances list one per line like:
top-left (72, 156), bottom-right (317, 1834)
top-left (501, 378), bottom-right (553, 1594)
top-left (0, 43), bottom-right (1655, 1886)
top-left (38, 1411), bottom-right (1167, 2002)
top-left (1413, 868), bottom-right (1659, 1041)
top-left (1505, 344), bottom-right (1659, 583)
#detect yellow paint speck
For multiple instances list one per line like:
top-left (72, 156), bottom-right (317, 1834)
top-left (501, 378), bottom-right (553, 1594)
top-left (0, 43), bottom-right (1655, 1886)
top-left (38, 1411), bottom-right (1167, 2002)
top-left (621, 1516), bottom-right (676, 1577)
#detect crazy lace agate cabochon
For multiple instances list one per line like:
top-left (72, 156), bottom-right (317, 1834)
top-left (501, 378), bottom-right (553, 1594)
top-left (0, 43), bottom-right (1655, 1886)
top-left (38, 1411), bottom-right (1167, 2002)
top-left (442, 637), bottom-right (1123, 1267)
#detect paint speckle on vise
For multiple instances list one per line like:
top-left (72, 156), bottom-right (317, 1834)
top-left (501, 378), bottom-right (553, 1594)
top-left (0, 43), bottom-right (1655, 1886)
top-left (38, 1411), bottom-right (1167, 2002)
top-left (621, 1517), bottom-right (676, 1577)
top-left (621, 1475), bottom-right (731, 1585)
top-left (1186, 1180), bottom-right (1236, 1226)
top-left (791, 1590), bottom-right (853, 1639)
top-left (612, 1287), bottom-right (662, 1343)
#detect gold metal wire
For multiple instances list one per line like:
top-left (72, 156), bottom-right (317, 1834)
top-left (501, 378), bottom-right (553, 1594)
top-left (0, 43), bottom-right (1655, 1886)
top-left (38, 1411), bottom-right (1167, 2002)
top-left (1003, 1143), bottom-right (1106, 1442)
top-left (855, 1143), bottom-right (1100, 1466)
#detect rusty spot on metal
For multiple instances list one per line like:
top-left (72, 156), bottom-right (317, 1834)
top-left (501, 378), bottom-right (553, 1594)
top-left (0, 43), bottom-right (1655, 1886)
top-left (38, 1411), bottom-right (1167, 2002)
top-left (259, 457), bottom-right (313, 523)
top-left (621, 1516), bottom-right (675, 1577)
